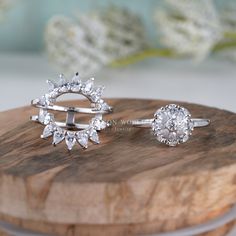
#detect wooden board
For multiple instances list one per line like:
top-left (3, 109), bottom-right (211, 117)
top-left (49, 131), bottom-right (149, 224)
top-left (0, 99), bottom-right (235, 236)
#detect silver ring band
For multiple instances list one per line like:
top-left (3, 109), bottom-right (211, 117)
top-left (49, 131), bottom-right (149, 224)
top-left (130, 118), bottom-right (210, 128)
top-left (31, 115), bottom-right (90, 129)
top-left (31, 100), bottom-right (113, 114)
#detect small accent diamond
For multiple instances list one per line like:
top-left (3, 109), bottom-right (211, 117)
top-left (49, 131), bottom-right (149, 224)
top-left (59, 84), bottom-right (69, 93)
top-left (95, 99), bottom-right (111, 111)
top-left (38, 109), bottom-right (47, 124)
top-left (39, 94), bottom-right (51, 106)
top-left (49, 88), bottom-right (59, 99)
top-left (91, 86), bottom-right (104, 102)
top-left (47, 79), bottom-right (58, 91)
top-left (38, 109), bottom-right (54, 125)
top-left (43, 113), bottom-right (54, 125)
top-left (91, 117), bottom-right (107, 130)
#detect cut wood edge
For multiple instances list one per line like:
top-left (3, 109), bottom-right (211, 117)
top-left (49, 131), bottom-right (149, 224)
top-left (0, 207), bottom-right (235, 236)
top-left (0, 163), bottom-right (235, 225)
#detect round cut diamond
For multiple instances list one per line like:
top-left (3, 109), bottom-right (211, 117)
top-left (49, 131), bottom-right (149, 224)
top-left (152, 104), bottom-right (194, 146)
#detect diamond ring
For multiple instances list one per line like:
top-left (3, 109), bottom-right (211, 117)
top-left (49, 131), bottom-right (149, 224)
top-left (130, 104), bottom-right (210, 146)
top-left (30, 73), bottom-right (113, 150)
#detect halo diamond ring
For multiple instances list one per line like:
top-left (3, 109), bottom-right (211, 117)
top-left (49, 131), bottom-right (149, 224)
top-left (131, 104), bottom-right (210, 146)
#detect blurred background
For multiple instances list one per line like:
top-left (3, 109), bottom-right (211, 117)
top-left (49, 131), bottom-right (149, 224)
top-left (0, 0), bottom-right (236, 112)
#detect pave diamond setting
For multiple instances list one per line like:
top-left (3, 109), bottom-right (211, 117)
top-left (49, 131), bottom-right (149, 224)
top-left (152, 104), bottom-right (194, 146)
top-left (32, 73), bottom-right (111, 150)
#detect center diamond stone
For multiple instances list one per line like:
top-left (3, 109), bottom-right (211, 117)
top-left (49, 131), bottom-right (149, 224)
top-left (166, 119), bottom-right (178, 132)
top-left (152, 104), bottom-right (194, 146)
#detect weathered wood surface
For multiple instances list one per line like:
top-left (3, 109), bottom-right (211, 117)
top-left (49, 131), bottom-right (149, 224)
top-left (0, 99), bottom-right (235, 236)
top-left (0, 214), bottom-right (235, 236)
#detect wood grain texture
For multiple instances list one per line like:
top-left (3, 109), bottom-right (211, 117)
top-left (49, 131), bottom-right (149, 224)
top-left (0, 231), bottom-right (9, 236)
top-left (0, 213), bottom-right (235, 236)
top-left (0, 99), bottom-right (235, 236)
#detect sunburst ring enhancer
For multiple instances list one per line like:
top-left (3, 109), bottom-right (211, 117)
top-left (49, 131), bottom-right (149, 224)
top-left (130, 104), bottom-right (210, 147)
top-left (30, 73), bottom-right (113, 150)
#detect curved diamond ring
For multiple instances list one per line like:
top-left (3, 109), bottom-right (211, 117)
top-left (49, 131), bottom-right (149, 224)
top-left (130, 104), bottom-right (210, 146)
top-left (30, 73), bottom-right (113, 150)
top-left (31, 73), bottom-right (112, 116)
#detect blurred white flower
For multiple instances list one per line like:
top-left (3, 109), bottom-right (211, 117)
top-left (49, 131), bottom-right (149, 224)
top-left (154, 0), bottom-right (222, 61)
top-left (45, 6), bottom-right (148, 77)
top-left (0, 0), bottom-right (13, 20)
top-left (216, 3), bottom-right (236, 61)
top-left (220, 3), bottom-right (236, 32)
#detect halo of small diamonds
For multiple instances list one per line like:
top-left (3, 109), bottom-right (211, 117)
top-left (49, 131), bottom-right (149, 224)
top-left (31, 73), bottom-right (111, 150)
top-left (152, 104), bottom-right (194, 146)
top-left (36, 73), bottom-right (111, 112)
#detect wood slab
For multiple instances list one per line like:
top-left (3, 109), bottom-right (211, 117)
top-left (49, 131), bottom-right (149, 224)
top-left (0, 99), bottom-right (235, 236)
